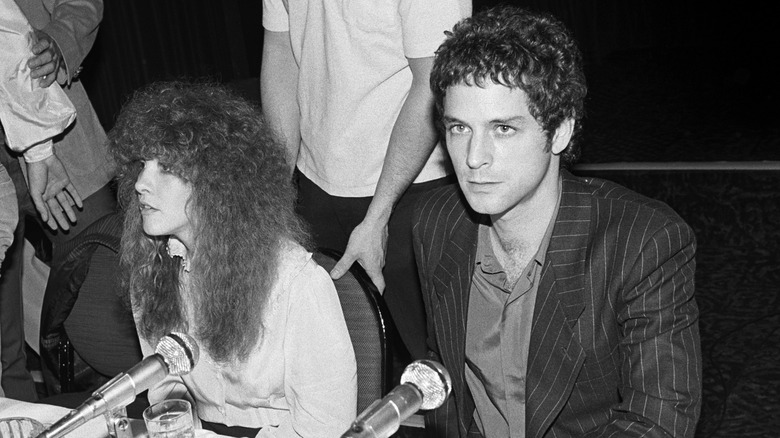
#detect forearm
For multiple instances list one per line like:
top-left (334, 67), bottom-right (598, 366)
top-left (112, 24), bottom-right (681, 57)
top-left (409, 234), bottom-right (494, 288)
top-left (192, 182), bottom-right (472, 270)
top-left (596, 327), bottom-right (701, 438)
top-left (260, 30), bottom-right (301, 172)
top-left (364, 56), bottom-right (439, 225)
top-left (607, 223), bottom-right (701, 437)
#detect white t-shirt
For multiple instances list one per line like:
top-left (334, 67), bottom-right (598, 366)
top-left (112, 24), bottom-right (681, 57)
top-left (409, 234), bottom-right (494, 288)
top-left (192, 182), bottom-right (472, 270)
top-left (263, 0), bottom-right (470, 197)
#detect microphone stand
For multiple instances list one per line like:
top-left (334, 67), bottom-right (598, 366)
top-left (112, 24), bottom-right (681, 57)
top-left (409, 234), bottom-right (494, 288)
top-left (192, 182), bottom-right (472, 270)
top-left (37, 366), bottom-right (158, 438)
top-left (104, 406), bottom-right (133, 438)
top-left (341, 385), bottom-right (423, 438)
top-left (37, 332), bottom-right (197, 438)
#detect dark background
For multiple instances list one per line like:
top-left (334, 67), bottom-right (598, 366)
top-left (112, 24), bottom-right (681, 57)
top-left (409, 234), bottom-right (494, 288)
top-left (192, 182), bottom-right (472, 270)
top-left (79, 0), bottom-right (778, 162)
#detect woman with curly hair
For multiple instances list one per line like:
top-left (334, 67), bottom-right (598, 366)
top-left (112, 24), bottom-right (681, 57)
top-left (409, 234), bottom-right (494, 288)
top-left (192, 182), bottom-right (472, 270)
top-left (110, 80), bottom-right (357, 437)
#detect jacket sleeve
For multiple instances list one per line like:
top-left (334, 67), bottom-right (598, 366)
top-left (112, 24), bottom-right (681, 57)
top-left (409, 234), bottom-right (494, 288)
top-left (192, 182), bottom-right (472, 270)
top-left (587, 218), bottom-right (701, 438)
top-left (42, 0), bottom-right (103, 84)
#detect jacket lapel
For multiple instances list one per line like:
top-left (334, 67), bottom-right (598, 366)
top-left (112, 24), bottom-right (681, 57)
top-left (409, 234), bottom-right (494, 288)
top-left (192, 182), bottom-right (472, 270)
top-left (526, 172), bottom-right (589, 437)
top-left (431, 203), bottom-right (480, 434)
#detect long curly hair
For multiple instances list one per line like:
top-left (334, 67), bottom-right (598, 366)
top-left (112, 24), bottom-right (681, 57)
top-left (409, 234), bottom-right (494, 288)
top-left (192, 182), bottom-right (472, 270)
top-left (110, 80), bottom-right (309, 364)
top-left (430, 5), bottom-right (587, 167)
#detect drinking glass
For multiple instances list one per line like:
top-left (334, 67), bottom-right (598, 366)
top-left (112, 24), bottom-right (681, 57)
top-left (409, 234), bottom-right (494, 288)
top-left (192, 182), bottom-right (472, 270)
top-left (143, 399), bottom-right (195, 438)
top-left (0, 417), bottom-right (46, 438)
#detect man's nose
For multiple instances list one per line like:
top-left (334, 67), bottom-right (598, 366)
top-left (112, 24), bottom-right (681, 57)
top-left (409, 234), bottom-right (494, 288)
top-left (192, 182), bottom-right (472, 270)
top-left (466, 132), bottom-right (492, 169)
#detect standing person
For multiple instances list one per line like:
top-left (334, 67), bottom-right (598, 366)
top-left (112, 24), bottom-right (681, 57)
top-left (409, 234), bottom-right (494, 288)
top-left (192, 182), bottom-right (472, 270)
top-left (0, 163), bottom-right (15, 398)
top-left (0, 163), bottom-right (18, 277)
top-left (0, 162), bottom-right (17, 399)
top-left (414, 6), bottom-right (702, 437)
top-left (2, 0), bottom-right (73, 393)
top-left (0, 0), bottom-right (115, 401)
top-left (260, 0), bottom-right (471, 367)
top-left (111, 81), bottom-right (357, 438)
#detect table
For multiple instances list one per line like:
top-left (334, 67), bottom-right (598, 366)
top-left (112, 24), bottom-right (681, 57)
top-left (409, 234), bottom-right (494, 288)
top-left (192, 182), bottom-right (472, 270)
top-left (0, 396), bottom-right (144, 437)
top-left (2, 396), bottom-right (427, 437)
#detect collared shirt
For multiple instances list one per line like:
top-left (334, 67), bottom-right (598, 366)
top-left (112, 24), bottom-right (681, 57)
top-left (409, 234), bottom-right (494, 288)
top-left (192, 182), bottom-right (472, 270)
top-left (465, 185), bottom-right (561, 438)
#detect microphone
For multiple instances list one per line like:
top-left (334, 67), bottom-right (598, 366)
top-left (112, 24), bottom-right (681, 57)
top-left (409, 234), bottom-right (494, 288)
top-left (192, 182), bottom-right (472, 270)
top-left (37, 332), bottom-right (199, 438)
top-left (341, 359), bottom-right (452, 438)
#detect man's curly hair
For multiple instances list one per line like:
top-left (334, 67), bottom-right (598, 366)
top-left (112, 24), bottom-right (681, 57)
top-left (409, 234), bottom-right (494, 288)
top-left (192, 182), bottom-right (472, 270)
top-left (431, 5), bottom-right (587, 167)
top-left (110, 80), bottom-right (309, 364)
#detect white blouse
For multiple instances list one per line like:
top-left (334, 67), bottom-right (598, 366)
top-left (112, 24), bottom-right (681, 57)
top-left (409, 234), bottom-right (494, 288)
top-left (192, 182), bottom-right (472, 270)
top-left (138, 241), bottom-right (358, 437)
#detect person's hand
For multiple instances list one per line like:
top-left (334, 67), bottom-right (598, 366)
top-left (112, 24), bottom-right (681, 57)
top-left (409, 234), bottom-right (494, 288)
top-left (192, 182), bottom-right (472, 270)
top-left (26, 154), bottom-right (83, 230)
top-left (330, 218), bottom-right (389, 293)
top-left (27, 30), bottom-right (63, 88)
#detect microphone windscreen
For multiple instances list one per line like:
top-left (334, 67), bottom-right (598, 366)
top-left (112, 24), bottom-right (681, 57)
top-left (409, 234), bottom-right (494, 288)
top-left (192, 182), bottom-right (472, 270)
top-left (400, 360), bottom-right (452, 410)
top-left (155, 332), bottom-right (199, 376)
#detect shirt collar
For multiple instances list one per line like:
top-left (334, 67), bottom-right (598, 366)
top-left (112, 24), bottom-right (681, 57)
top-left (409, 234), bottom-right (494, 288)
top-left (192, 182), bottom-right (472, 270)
top-left (166, 237), bottom-right (191, 272)
top-left (475, 176), bottom-right (562, 274)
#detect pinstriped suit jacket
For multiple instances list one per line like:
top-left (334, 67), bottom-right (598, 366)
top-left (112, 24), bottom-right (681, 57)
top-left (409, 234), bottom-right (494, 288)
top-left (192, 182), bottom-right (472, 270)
top-left (413, 170), bottom-right (701, 438)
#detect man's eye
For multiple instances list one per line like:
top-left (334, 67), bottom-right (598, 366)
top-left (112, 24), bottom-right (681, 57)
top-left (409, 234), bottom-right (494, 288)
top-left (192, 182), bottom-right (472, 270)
top-left (496, 125), bottom-right (515, 135)
top-left (159, 163), bottom-right (173, 173)
top-left (449, 124), bottom-right (469, 134)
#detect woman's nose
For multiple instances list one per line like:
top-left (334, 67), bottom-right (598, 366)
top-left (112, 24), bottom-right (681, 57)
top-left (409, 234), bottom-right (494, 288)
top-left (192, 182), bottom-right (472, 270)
top-left (135, 162), bottom-right (151, 194)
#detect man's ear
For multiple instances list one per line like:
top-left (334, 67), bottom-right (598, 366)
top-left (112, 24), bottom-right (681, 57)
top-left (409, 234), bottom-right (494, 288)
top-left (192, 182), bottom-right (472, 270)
top-left (551, 118), bottom-right (574, 155)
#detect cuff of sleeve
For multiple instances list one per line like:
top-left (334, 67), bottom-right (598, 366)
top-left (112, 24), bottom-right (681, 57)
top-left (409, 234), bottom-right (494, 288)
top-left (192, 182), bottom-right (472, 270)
top-left (23, 140), bottom-right (54, 163)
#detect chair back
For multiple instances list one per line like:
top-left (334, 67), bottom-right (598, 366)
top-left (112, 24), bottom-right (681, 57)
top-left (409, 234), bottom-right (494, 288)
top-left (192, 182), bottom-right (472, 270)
top-left (313, 248), bottom-right (391, 413)
top-left (40, 211), bottom-right (142, 395)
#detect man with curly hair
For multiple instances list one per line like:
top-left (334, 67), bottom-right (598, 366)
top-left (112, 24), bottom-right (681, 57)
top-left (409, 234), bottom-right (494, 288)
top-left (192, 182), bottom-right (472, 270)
top-left (110, 81), bottom-right (357, 437)
top-left (413, 6), bottom-right (702, 437)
